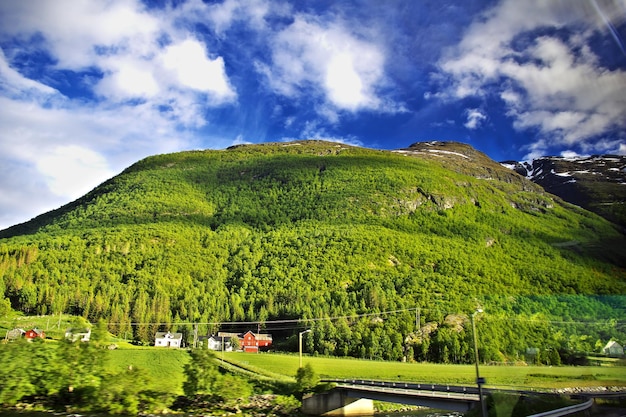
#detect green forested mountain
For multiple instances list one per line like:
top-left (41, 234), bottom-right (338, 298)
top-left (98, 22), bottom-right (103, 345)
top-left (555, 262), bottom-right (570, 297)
top-left (1, 140), bottom-right (625, 363)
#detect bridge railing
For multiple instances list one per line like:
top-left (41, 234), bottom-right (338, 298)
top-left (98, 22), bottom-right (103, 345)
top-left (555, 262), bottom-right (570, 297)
top-left (526, 398), bottom-right (594, 417)
top-left (321, 378), bottom-right (482, 396)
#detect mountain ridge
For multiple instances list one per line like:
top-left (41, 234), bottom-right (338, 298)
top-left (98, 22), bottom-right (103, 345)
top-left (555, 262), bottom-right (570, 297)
top-left (0, 140), bottom-right (564, 236)
top-left (8, 139), bottom-right (622, 236)
top-left (501, 154), bottom-right (626, 229)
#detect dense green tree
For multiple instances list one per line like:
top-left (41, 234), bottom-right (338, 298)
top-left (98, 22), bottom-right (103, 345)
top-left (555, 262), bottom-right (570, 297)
top-left (229, 335), bottom-right (241, 350)
top-left (93, 367), bottom-right (147, 414)
top-left (0, 340), bottom-right (36, 406)
top-left (295, 363), bottom-right (319, 395)
top-left (56, 337), bottom-right (106, 396)
top-left (0, 335), bottom-right (176, 413)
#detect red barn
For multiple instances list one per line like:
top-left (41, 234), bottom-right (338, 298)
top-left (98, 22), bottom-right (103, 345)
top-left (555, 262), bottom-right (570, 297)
top-left (24, 328), bottom-right (45, 340)
top-left (240, 331), bottom-right (272, 353)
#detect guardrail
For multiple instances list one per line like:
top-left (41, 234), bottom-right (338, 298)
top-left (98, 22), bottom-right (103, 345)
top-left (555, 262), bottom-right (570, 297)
top-left (526, 398), bottom-right (594, 417)
top-left (321, 378), bottom-right (482, 395)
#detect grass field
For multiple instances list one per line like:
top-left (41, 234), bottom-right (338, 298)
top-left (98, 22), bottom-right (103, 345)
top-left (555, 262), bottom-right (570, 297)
top-left (221, 352), bottom-right (626, 390)
top-left (106, 347), bottom-right (190, 395)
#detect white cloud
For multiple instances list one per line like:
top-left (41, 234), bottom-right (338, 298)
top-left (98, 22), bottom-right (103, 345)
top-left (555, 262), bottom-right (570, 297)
top-left (260, 15), bottom-right (389, 114)
top-left (560, 150), bottom-right (582, 159)
top-left (1, 0), bottom-right (237, 109)
top-left (0, 49), bottom-right (59, 98)
top-left (94, 58), bottom-right (160, 100)
top-left (438, 0), bottom-right (626, 156)
top-left (0, 158), bottom-right (63, 229)
top-left (36, 145), bottom-right (113, 197)
top-left (296, 120), bottom-right (363, 147)
top-left (325, 53), bottom-right (367, 109)
top-left (464, 108), bottom-right (487, 130)
top-left (0, 0), bottom-right (160, 70)
top-left (206, 0), bottom-right (273, 34)
top-left (0, 79), bottom-right (196, 230)
top-left (161, 38), bottom-right (236, 100)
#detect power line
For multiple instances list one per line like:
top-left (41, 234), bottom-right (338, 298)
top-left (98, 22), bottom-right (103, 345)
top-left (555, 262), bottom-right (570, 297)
top-left (105, 307), bottom-right (420, 326)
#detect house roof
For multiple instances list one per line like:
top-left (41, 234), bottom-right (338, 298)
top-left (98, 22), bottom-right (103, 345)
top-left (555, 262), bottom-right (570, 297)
top-left (6, 328), bottom-right (25, 339)
top-left (155, 331), bottom-right (183, 340)
top-left (198, 335), bottom-right (229, 342)
top-left (604, 340), bottom-right (623, 349)
top-left (66, 328), bottom-right (91, 334)
top-left (217, 331), bottom-right (241, 338)
top-left (26, 328), bottom-right (44, 336)
top-left (243, 330), bottom-right (272, 341)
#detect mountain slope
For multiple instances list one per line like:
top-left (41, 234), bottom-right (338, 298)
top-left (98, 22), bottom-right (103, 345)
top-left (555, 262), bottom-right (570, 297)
top-left (502, 154), bottom-right (626, 229)
top-left (0, 140), bottom-right (624, 362)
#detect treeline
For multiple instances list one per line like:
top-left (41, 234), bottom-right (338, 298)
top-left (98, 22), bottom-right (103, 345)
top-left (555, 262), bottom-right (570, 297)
top-left (301, 304), bottom-right (624, 364)
top-left (0, 141), bottom-right (625, 362)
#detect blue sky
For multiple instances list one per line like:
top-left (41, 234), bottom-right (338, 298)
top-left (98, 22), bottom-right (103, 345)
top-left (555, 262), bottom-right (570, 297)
top-left (1, 0), bottom-right (625, 230)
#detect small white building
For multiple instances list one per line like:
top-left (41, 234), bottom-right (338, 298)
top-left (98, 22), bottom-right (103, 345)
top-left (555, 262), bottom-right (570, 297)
top-left (155, 331), bottom-right (183, 348)
top-left (603, 340), bottom-right (624, 357)
top-left (5, 328), bottom-right (25, 341)
top-left (206, 335), bottom-right (232, 351)
top-left (65, 328), bottom-right (91, 342)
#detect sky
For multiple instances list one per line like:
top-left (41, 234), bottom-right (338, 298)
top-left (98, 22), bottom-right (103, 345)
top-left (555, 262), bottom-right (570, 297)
top-left (0, 0), bottom-right (625, 230)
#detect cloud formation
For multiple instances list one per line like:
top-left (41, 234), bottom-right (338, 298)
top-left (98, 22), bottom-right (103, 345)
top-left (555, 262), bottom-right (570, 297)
top-left (258, 15), bottom-right (391, 116)
top-left (464, 109), bottom-right (487, 130)
top-left (438, 0), bottom-right (626, 158)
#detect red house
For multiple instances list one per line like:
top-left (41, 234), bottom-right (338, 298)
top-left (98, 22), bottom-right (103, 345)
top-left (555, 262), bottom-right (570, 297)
top-left (240, 331), bottom-right (272, 353)
top-left (24, 328), bottom-right (45, 340)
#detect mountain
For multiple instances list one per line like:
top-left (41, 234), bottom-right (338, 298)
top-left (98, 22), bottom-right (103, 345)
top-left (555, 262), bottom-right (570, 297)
top-left (0, 140), bottom-right (624, 363)
top-left (501, 155), bottom-right (626, 229)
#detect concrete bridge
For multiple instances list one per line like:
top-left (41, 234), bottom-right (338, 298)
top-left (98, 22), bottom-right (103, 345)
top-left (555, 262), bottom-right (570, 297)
top-left (302, 379), bottom-right (481, 416)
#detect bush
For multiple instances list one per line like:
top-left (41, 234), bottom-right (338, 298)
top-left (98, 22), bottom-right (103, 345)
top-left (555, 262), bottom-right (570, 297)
top-left (295, 363), bottom-right (319, 395)
top-left (214, 374), bottom-right (253, 404)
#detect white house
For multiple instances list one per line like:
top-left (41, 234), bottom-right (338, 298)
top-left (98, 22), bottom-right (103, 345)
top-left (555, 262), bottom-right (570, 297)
top-left (206, 335), bottom-right (232, 351)
top-left (65, 328), bottom-right (91, 342)
top-left (154, 331), bottom-right (183, 348)
top-left (603, 340), bottom-right (624, 356)
top-left (5, 328), bottom-right (25, 341)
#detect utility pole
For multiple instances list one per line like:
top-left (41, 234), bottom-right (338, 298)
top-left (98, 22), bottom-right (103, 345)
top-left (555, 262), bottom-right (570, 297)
top-left (299, 329), bottom-right (312, 368)
top-left (471, 309), bottom-right (487, 417)
top-left (415, 306), bottom-right (421, 332)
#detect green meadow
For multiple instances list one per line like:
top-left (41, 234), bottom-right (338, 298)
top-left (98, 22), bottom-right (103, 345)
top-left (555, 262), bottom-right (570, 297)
top-left (220, 352), bottom-right (626, 390)
top-left (106, 347), bottom-right (190, 395)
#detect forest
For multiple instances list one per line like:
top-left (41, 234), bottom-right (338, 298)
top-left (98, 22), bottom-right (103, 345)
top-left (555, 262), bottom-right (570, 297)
top-left (1, 141), bottom-right (625, 363)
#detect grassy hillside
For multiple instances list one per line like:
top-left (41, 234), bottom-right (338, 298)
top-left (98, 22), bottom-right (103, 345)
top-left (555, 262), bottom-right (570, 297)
top-left (0, 140), bottom-right (624, 363)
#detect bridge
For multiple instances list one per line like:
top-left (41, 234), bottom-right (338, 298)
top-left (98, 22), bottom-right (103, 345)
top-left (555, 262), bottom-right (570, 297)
top-left (302, 379), bottom-right (482, 415)
top-left (302, 379), bottom-right (609, 416)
